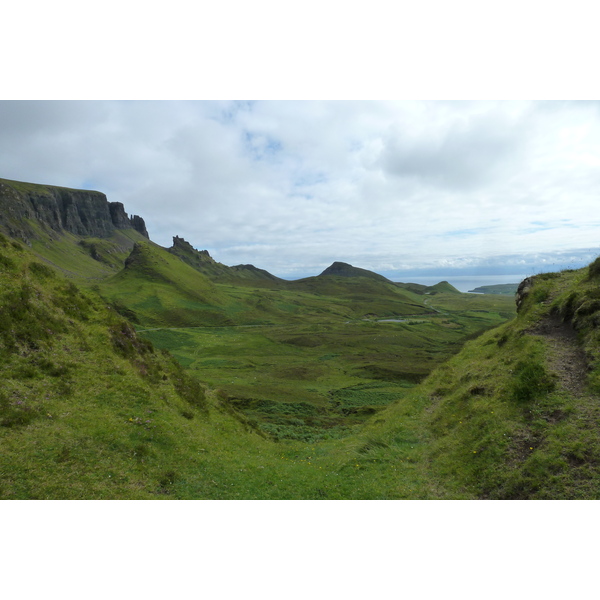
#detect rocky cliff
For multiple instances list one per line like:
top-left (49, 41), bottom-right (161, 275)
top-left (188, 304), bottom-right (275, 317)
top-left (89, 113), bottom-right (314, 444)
top-left (168, 235), bottom-right (284, 283)
top-left (168, 235), bottom-right (227, 277)
top-left (0, 178), bottom-right (148, 242)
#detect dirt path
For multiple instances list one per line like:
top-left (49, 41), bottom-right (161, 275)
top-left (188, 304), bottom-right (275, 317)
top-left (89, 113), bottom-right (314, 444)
top-left (529, 316), bottom-right (589, 396)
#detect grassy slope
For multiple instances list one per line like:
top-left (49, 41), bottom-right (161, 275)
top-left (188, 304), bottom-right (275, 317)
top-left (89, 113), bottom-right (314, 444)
top-left (98, 243), bottom-right (515, 444)
top-left (318, 261), bottom-right (393, 283)
top-left (0, 234), bottom-right (460, 499)
top-left (287, 275), bottom-right (430, 317)
top-left (357, 266), bottom-right (600, 499)
top-left (31, 227), bottom-right (149, 280)
top-left (0, 228), bottom-right (522, 499)
top-left (99, 241), bottom-right (235, 327)
top-left (96, 242), bottom-right (450, 328)
top-left (0, 233), bottom-right (248, 498)
top-left (426, 281), bottom-right (461, 294)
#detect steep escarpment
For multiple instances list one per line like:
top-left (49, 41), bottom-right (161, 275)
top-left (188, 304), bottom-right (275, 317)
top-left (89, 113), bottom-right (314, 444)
top-left (167, 235), bottom-right (230, 278)
top-left (0, 178), bottom-right (148, 242)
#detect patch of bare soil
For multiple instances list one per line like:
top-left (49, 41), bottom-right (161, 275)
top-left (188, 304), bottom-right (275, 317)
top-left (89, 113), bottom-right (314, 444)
top-left (529, 316), bottom-right (588, 396)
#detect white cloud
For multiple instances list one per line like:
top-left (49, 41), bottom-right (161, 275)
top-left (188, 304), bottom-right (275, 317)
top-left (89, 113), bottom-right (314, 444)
top-left (1, 100), bottom-right (600, 281)
top-left (378, 102), bottom-right (531, 190)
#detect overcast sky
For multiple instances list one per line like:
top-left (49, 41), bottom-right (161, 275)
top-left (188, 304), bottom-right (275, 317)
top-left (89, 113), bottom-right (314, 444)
top-left (2, 100), bottom-right (600, 285)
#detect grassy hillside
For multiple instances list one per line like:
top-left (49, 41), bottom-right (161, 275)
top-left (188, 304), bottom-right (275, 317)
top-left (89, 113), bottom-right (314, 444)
top-left (0, 233), bottom-right (481, 499)
top-left (356, 265), bottom-right (600, 499)
top-left (139, 288), bottom-right (514, 442)
top-left (426, 280), bottom-right (461, 295)
top-left (288, 274), bottom-right (428, 316)
top-left (96, 238), bottom-right (502, 329)
top-left (318, 261), bottom-right (393, 283)
top-left (30, 228), bottom-right (149, 280)
top-left (0, 232), bottom-right (255, 498)
top-left (99, 241), bottom-right (234, 327)
top-left (468, 283), bottom-right (519, 295)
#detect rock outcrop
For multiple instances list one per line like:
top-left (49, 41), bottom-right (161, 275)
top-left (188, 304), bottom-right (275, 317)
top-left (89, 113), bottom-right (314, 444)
top-left (516, 276), bottom-right (537, 311)
top-left (129, 214), bottom-right (149, 238)
top-left (0, 178), bottom-right (148, 242)
top-left (168, 236), bottom-right (223, 274)
top-left (168, 235), bottom-right (283, 283)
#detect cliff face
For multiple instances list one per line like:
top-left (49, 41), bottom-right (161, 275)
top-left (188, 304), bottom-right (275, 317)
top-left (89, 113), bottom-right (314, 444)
top-left (0, 178), bottom-right (149, 242)
top-left (129, 214), bottom-right (149, 238)
top-left (168, 235), bottom-right (284, 283)
top-left (168, 235), bottom-right (230, 278)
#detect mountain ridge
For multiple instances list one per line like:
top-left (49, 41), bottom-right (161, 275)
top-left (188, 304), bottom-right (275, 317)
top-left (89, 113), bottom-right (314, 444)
top-left (168, 235), bottom-right (285, 285)
top-left (1, 177), bottom-right (459, 293)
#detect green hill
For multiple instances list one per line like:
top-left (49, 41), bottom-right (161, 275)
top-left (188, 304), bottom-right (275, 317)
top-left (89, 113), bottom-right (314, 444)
top-left (394, 281), bottom-right (461, 295)
top-left (99, 241), bottom-right (233, 327)
top-left (318, 261), bottom-right (393, 283)
top-left (356, 265), bottom-right (600, 498)
top-left (425, 280), bottom-right (461, 295)
top-left (288, 273), bottom-right (430, 317)
top-left (395, 282), bottom-right (429, 294)
top-left (468, 283), bottom-right (519, 295)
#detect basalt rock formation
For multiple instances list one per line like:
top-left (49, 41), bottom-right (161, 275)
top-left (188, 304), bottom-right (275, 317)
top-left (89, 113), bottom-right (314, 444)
top-left (168, 235), bottom-right (229, 277)
top-left (516, 276), bottom-right (537, 311)
top-left (168, 235), bottom-right (284, 283)
top-left (0, 178), bottom-right (148, 243)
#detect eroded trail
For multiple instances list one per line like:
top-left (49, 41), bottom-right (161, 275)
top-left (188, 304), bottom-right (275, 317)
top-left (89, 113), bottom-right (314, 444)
top-left (530, 316), bottom-right (588, 396)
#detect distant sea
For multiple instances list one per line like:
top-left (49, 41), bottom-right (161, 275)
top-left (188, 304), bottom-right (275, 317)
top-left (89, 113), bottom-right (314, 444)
top-left (398, 274), bottom-right (527, 293)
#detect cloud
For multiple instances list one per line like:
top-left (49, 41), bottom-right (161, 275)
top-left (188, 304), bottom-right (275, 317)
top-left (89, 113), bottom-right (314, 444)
top-left (1, 100), bottom-right (600, 283)
top-left (377, 102), bottom-right (530, 190)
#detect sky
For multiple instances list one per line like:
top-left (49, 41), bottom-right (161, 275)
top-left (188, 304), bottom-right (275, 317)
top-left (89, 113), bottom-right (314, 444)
top-left (1, 99), bottom-right (600, 288)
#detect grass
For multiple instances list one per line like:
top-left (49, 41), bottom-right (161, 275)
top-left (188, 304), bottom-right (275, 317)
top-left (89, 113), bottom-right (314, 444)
top-left (0, 228), bottom-right (519, 499)
top-left (4, 223), bottom-right (600, 497)
top-left (354, 267), bottom-right (600, 499)
top-left (29, 227), bottom-right (147, 280)
top-left (138, 294), bottom-right (513, 442)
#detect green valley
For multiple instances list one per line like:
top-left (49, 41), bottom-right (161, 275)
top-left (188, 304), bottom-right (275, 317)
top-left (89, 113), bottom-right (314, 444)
top-left (3, 177), bottom-right (599, 499)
